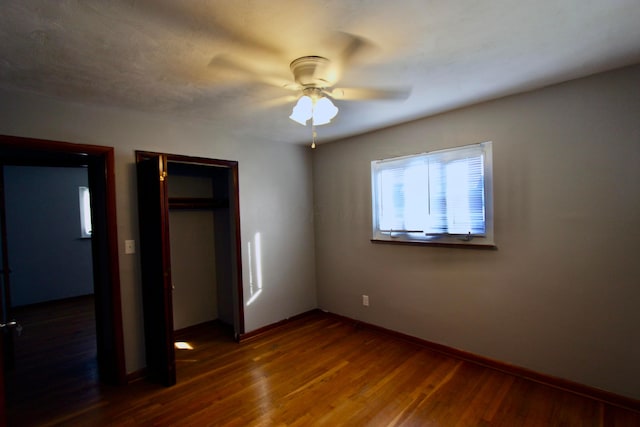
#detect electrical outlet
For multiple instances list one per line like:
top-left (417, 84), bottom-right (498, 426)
top-left (362, 295), bottom-right (369, 307)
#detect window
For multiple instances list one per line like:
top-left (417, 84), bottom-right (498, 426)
top-left (79, 186), bottom-right (92, 238)
top-left (371, 142), bottom-right (494, 246)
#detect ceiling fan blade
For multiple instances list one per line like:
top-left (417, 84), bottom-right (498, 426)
top-left (327, 87), bottom-right (411, 101)
top-left (209, 54), bottom-right (297, 89)
top-left (258, 94), bottom-right (300, 108)
top-left (337, 32), bottom-right (372, 66)
top-left (322, 32), bottom-right (377, 83)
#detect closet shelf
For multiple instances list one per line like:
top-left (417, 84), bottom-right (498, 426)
top-left (168, 197), bottom-right (229, 210)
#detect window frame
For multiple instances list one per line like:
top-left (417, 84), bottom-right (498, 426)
top-left (371, 141), bottom-right (495, 247)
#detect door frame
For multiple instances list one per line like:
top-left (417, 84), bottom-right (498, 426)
top-left (0, 135), bottom-right (126, 393)
top-left (135, 151), bottom-right (245, 385)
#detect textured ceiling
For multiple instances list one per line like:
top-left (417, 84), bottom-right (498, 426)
top-left (1, 0), bottom-right (640, 145)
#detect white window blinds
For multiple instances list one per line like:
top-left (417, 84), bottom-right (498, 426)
top-left (371, 142), bottom-right (493, 245)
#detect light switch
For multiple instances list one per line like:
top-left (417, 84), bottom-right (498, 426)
top-left (125, 239), bottom-right (136, 254)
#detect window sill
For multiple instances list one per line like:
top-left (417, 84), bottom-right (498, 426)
top-left (370, 238), bottom-right (497, 250)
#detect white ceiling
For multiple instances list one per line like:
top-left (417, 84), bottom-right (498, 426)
top-left (2, 0), bottom-right (640, 145)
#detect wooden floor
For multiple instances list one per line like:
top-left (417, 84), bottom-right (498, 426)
top-left (4, 298), bottom-right (640, 426)
top-left (5, 296), bottom-right (100, 426)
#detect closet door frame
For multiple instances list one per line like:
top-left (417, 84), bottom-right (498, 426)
top-left (135, 151), bottom-right (244, 386)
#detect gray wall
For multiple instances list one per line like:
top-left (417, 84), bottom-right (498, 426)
top-left (313, 64), bottom-right (640, 399)
top-left (0, 92), bottom-right (318, 374)
top-left (4, 166), bottom-right (94, 306)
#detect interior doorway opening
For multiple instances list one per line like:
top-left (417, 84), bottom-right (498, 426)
top-left (0, 135), bottom-right (125, 426)
top-left (2, 165), bottom-right (98, 424)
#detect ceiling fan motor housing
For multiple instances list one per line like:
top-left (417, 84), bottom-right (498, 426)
top-left (290, 56), bottom-right (332, 88)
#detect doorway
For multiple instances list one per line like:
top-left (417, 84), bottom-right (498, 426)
top-left (0, 135), bottom-right (125, 426)
top-left (135, 151), bottom-right (244, 386)
top-left (2, 165), bottom-right (97, 424)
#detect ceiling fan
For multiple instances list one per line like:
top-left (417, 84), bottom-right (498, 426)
top-left (285, 55), bottom-right (409, 128)
top-left (207, 33), bottom-right (410, 146)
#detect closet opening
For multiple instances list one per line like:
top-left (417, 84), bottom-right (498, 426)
top-left (135, 151), bottom-right (243, 386)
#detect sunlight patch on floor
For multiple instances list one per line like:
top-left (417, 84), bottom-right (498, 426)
top-left (174, 341), bottom-right (194, 350)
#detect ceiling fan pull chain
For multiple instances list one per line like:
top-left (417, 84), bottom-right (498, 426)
top-left (311, 123), bottom-right (317, 149)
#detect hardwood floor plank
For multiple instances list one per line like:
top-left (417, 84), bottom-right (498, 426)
top-left (4, 301), bottom-right (640, 426)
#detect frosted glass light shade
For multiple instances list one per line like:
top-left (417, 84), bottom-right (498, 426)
top-left (289, 95), bottom-right (313, 125)
top-left (289, 95), bottom-right (338, 126)
top-left (312, 97), bottom-right (339, 125)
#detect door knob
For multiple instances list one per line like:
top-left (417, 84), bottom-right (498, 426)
top-left (0, 319), bottom-right (22, 335)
